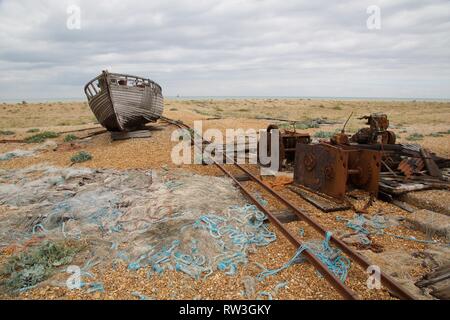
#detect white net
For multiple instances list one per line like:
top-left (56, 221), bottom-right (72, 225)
top-left (0, 165), bottom-right (276, 292)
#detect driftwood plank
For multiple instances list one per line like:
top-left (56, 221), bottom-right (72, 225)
top-left (289, 185), bottom-right (350, 212)
top-left (110, 130), bottom-right (151, 141)
top-left (421, 148), bottom-right (442, 178)
top-left (416, 264), bottom-right (450, 300)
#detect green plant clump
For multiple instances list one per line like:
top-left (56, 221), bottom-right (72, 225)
top-left (279, 121), bottom-right (320, 130)
top-left (0, 130), bottom-right (15, 136)
top-left (64, 134), bottom-right (78, 142)
top-left (406, 133), bottom-right (424, 141)
top-left (25, 131), bottom-right (59, 143)
top-left (1, 241), bottom-right (83, 292)
top-left (70, 151), bottom-right (92, 163)
top-left (314, 131), bottom-right (335, 139)
top-left (428, 132), bottom-right (444, 138)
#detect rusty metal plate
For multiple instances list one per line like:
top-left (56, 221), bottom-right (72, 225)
top-left (398, 158), bottom-right (424, 178)
top-left (347, 148), bottom-right (381, 196)
top-left (294, 143), bottom-right (349, 199)
top-left (294, 143), bottom-right (382, 199)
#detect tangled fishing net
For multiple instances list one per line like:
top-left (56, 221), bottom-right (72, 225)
top-left (0, 141), bottom-right (57, 161)
top-left (0, 165), bottom-right (277, 293)
top-left (255, 231), bottom-right (350, 283)
top-left (336, 214), bottom-right (437, 245)
top-left (0, 164), bottom-right (354, 296)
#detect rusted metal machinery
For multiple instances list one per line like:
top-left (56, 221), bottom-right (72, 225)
top-left (293, 143), bottom-right (382, 200)
top-left (350, 113), bottom-right (396, 145)
top-left (398, 157), bottom-right (424, 178)
top-left (161, 116), bottom-right (415, 300)
top-left (356, 143), bottom-right (450, 196)
top-left (259, 124), bottom-right (311, 171)
top-left (310, 113), bottom-right (449, 198)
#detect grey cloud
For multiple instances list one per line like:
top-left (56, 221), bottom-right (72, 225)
top-left (0, 0), bottom-right (449, 100)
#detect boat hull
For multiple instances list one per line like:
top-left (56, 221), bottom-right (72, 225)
top-left (84, 71), bottom-right (164, 131)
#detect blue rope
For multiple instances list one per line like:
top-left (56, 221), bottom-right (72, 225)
top-left (131, 291), bottom-right (151, 300)
top-left (273, 281), bottom-right (288, 295)
top-left (85, 282), bottom-right (104, 293)
top-left (298, 228), bottom-right (305, 237)
top-left (383, 231), bottom-right (437, 244)
top-left (164, 180), bottom-right (184, 190)
top-left (257, 291), bottom-right (273, 300)
top-left (256, 232), bottom-right (350, 283)
top-left (254, 193), bottom-right (268, 206)
top-left (32, 223), bottom-right (47, 234)
top-left (336, 214), bottom-right (438, 245)
top-left (125, 204), bottom-right (276, 280)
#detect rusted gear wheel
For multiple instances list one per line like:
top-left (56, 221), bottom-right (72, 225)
top-left (304, 153), bottom-right (316, 171)
top-left (324, 165), bottom-right (335, 180)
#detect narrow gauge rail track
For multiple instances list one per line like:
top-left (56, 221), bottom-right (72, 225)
top-left (161, 117), bottom-right (415, 300)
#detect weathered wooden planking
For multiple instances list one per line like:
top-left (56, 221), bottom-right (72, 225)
top-left (84, 71), bottom-right (164, 131)
top-left (89, 90), bottom-right (121, 130)
top-left (289, 185), bottom-right (351, 212)
top-left (416, 264), bottom-right (450, 300)
top-left (110, 84), bottom-right (163, 128)
top-left (110, 130), bottom-right (152, 141)
top-left (420, 148), bottom-right (442, 179)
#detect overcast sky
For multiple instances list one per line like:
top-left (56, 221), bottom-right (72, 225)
top-left (0, 0), bottom-right (449, 100)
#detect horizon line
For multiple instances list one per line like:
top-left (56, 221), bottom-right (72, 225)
top-left (1, 95), bottom-right (450, 103)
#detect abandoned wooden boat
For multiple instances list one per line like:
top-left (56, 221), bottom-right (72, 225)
top-left (84, 71), bottom-right (164, 131)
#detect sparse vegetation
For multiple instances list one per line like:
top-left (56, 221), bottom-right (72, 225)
top-left (70, 151), bottom-right (93, 163)
top-left (314, 131), bottom-right (335, 138)
top-left (27, 128), bottom-right (40, 133)
top-left (0, 130), bottom-right (15, 135)
top-left (1, 240), bottom-right (84, 292)
top-left (428, 132), bottom-right (444, 138)
top-left (64, 134), bottom-right (78, 142)
top-left (193, 108), bottom-right (211, 116)
top-left (406, 133), bottom-right (424, 141)
top-left (25, 131), bottom-right (59, 143)
top-left (279, 121), bottom-right (319, 130)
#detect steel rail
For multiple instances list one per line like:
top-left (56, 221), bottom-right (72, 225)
top-left (225, 161), bottom-right (415, 300)
top-left (214, 162), bottom-right (359, 300)
top-left (162, 117), bottom-right (358, 299)
top-left (161, 116), bottom-right (414, 300)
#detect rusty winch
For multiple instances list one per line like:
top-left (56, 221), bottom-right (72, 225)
top-left (350, 113), bottom-right (396, 145)
top-left (259, 124), bottom-right (311, 171)
top-left (293, 143), bottom-right (382, 199)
